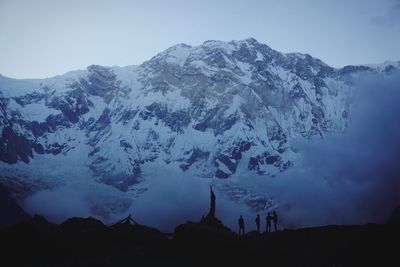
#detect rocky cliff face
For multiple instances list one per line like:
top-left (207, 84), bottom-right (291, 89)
top-left (0, 38), bottom-right (398, 218)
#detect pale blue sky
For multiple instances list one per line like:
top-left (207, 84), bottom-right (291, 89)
top-left (1, 0), bottom-right (399, 78)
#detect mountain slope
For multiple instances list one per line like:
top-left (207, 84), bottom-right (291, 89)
top-left (0, 38), bottom-right (398, 223)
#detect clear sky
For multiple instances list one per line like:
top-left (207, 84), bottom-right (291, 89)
top-left (1, 0), bottom-right (399, 79)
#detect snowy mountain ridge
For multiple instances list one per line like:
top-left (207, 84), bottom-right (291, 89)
top-left (0, 38), bottom-right (398, 222)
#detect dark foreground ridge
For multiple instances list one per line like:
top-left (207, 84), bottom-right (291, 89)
top-left (1, 187), bottom-right (399, 266)
top-left (1, 215), bottom-right (399, 267)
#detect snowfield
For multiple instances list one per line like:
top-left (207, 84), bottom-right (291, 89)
top-left (1, 38), bottom-right (399, 230)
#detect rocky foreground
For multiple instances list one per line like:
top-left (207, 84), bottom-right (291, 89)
top-left (0, 214), bottom-right (399, 267)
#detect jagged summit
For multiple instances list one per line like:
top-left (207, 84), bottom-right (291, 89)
top-left (201, 37), bottom-right (264, 48)
top-left (0, 38), bottom-right (399, 221)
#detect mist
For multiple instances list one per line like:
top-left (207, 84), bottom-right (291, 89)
top-left (270, 71), bottom-right (400, 228)
top-left (20, 71), bottom-right (400, 231)
top-left (24, 186), bottom-right (93, 223)
top-left (115, 167), bottom-right (256, 232)
top-left (118, 71), bottom-right (400, 231)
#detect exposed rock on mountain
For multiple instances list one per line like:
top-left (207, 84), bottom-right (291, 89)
top-left (0, 38), bottom-right (398, 219)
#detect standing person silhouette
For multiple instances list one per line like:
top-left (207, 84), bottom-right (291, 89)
top-left (255, 214), bottom-right (260, 233)
top-left (266, 212), bottom-right (272, 233)
top-left (238, 215), bottom-right (245, 235)
top-left (272, 211), bottom-right (278, 232)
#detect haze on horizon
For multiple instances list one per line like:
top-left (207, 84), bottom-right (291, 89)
top-left (1, 0), bottom-right (400, 79)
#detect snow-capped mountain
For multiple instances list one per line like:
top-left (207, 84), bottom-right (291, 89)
top-left (0, 38), bottom-right (398, 223)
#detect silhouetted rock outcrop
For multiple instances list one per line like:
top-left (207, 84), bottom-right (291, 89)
top-left (174, 186), bottom-right (236, 244)
top-left (197, 186), bottom-right (228, 229)
top-left (110, 215), bottom-right (167, 244)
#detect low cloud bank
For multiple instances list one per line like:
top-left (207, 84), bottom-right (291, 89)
top-left (271, 71), bottom-right (400, 227)
top-left (24, 186), bottom-right (93, 223)
top-left (22, 71), bottom-right (400, 231)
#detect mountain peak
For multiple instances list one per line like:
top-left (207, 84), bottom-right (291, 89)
top-left (201, 38), bottom-right (262, 49)
top-left (1, 38), bottom-right (398, 225)
top-left (149, 38), bottom-right (279, 67)
top-left (243, 37), bottom-right (259, 45)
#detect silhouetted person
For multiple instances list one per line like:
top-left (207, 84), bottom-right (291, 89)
top-left (272, 211), bottom-right (278, 232)
top-left (255, 214), bottom-right (260, 233)
top-left (266, 212), bottom-right (272, 233)
top-left (238, 215), bottom-right (245, 235)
